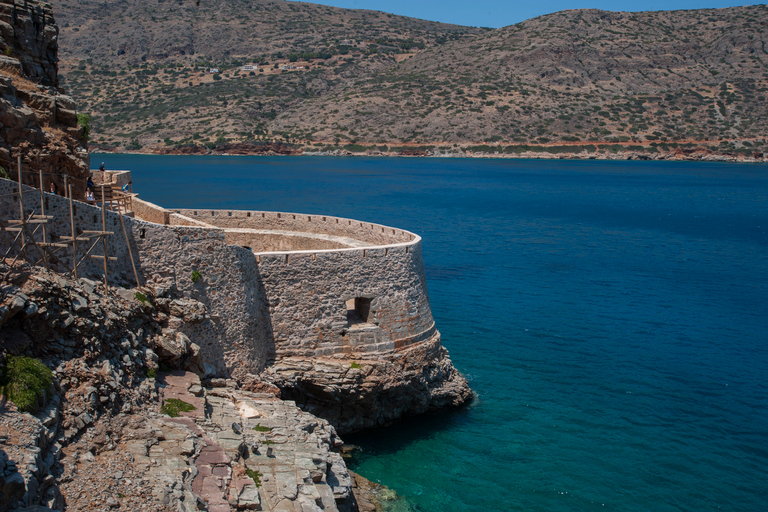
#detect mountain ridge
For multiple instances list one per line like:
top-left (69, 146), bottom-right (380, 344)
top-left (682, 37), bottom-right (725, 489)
top-left (52, 1), bottom-right (768, 158)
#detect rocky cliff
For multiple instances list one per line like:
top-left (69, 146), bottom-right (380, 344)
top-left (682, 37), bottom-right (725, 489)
top-left (0, 0), bottom-right (88, 194)
top-left (267, 342), bottom-right (472, 434)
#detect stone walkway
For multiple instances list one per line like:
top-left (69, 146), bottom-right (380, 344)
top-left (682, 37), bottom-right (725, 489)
top-left (224, 228), bottom-right (370, 249)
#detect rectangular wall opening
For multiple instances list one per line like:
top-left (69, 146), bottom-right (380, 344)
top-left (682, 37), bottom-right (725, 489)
top-left (346, 297), bottom-right (372, 325)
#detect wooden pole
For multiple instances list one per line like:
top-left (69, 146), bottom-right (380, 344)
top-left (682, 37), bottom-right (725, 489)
top-left (68, 181), bottom-right (77, 279)
top-left (16, 155), bottom-right (26, 262)
top-left (118, 212), bottom-right (140, 287)
top-left (38, 169), bottom-right (48, 269)
top-left (101, 185), bottom-right (108, 290)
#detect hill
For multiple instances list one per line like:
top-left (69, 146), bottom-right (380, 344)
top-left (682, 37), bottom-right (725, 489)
top-left (53, 1), bottom-right (768, 158)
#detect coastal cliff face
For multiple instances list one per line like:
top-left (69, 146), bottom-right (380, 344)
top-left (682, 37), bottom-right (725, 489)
top-left (266, 335), bottom-right (473, 434)
top-left (0, 0), bottom-right (88, 191)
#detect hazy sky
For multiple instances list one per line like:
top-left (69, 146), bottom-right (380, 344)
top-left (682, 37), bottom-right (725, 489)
top-left (292, 1), bottom-right (763, 28)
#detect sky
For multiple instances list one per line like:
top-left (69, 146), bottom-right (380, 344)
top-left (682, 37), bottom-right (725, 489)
top-left (291, 1), bottom-right (764, 28)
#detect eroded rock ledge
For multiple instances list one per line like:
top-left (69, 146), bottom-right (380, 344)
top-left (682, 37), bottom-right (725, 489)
top-left (265, 335), bottom-right (473, 434)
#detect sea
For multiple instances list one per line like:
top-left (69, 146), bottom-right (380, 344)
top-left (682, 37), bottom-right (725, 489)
top-left (98, 154), bottom-right (768, 512)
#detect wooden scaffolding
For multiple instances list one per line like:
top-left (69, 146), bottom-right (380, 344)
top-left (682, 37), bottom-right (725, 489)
top-left (1, 156), bottom-right (140, 290)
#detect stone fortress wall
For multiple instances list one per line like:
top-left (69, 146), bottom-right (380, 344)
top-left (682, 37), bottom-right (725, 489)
top-left (0, 174), bottom-right (438, 376)
top-left (0, 178), bottom-right (270, 378)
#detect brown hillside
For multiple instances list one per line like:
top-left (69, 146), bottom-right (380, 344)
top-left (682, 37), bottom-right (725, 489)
top-left (53, 1), bottom-right (768, 157)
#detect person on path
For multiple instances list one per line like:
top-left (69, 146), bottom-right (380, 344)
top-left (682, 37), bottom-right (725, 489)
top-left (49, 181), bottom-right (58, 195)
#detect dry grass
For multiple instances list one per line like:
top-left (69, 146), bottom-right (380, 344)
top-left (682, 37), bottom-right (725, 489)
top-left (0, 63), bottom-right (42, 93)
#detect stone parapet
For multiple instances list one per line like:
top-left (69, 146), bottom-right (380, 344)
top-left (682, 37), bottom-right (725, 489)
top-left (174, 208), bottom-right (415, 247)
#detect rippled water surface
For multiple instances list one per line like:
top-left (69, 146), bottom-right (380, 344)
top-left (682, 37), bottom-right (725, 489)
top-left (100, 154), bottom-right (768, 511)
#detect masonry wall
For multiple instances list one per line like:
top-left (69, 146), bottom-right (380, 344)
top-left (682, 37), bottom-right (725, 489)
top-left (257, 243), bottom-right (435, 359)
top-left (132, 197), bottom-right (169, 225)
top-left (0, 180), bottom-right (437, 376)
top-left (174, 209), bottom-right (414, 246)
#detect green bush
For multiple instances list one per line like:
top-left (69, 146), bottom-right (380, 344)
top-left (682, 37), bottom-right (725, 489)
top-left (0, 356), bottom-right (52, 413)
top-left (191, 270), bottom-right (202, 283)
top-left (135, 292), bottom-right (149, 305)
top-left (252, 423), bottom-right (272, 432)
top-left (77, 113), bottom-right (92, 141)
top-left (161, 398), bottom-right (196, 417)
top-left (245, 468), bottom-right (263, 486)
top-left (350, 362), bottom-right (362, 369)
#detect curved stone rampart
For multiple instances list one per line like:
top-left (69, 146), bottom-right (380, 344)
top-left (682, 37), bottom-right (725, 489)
top-left (0, 182), bottom-right (437, 367)
top-left (172, 208), bottom-right (415, 250)
top-left (168, 208), bottom-right (435, 361)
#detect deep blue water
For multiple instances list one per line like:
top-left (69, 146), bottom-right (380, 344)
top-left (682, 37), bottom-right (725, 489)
top-left (99, 154), bottom-right (768, 512)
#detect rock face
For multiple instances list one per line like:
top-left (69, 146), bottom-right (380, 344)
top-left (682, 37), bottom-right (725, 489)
top-left (0, 0), bottom-right (88, 194)
top-left (0, 0), bottom-right (58, 87)
top-left (266, 334), bottom-right (473, 434)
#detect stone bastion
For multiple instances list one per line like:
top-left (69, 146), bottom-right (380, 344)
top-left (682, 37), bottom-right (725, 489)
top-left (0, 175), bottom-right (472, 431)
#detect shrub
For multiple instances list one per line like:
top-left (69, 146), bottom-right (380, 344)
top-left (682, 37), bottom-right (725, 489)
top-left (0, 356), bottom-right (52, 413)
top-left (245, 468), bottom-right (263, 486)
top-left (191, 270), bottom-right (202, 283)
top-left (135, 292), bottom-right (149, 305)
top-left (252, 423), bottom-right (272, 432)
top-left (350, 362), bottom-right (362, 369)
top-left (161, 398), bottom-right (196, 417)
top-left (77, 113), bottom-right (92, 141)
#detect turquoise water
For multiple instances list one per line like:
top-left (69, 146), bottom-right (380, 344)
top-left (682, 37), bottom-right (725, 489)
top-left (100, 154), bottom-right (768, 511)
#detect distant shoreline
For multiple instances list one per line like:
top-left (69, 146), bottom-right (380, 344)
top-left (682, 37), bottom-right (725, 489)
top-left (90, 145), bottom-right (768, 164)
